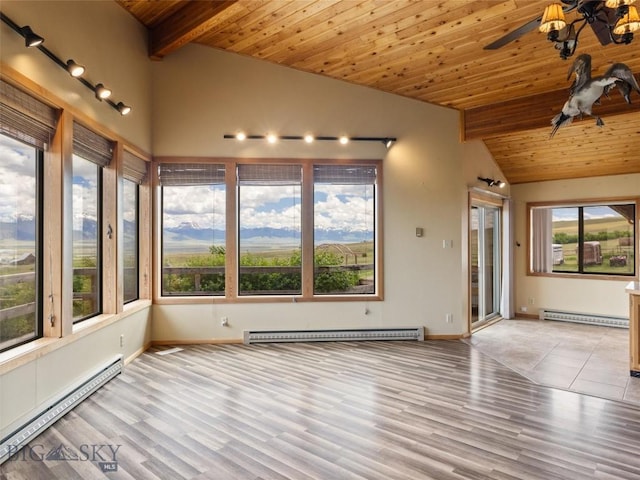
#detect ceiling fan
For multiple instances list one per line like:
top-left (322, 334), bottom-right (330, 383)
top-left (484, 0), bottom-right (640, 59)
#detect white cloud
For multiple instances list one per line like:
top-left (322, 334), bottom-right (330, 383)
top-left (161, 183), bottom-right (374, 232)
top-left (162, 185), bottom-right (226, 228)
top-left (0, 136), bottom-right (37, 222)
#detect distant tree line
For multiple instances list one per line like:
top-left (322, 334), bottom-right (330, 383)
top-left (553, 231), bottom-right (632, 244)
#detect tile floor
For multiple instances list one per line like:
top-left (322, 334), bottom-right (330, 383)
top-left (464, 318), bottom-right (640, 406)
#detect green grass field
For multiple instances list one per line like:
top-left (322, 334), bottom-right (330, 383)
top-left (553, 216), bottom-right (634, 274)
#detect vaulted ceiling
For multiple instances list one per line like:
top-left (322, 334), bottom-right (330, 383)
top-left (118, 0), bottom-right (640, 184)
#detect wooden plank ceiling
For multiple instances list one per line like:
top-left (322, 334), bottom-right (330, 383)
top-left (117, 0), bottom-right (640, 184)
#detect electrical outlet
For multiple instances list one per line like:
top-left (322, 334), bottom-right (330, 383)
top-left (221, 317), bottom-right (228, 327)
top-left (528, 297), bottom-right (535, 305)
top-left (446, 313), bottom-right (453, 323)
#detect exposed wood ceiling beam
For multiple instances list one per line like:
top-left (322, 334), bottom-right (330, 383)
top-left (149, 0), bottom-right (238, 60)
top-left (463, 74), bottom-right (640, 141)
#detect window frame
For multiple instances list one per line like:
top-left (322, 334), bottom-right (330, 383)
top-left (237, 163), bottom-right (303, 297)
top-left (71, 122), bottom-right (114, 324)
top-left (122, 177), bottom-right (139, 304)
top-left (154, 158), bottom-right (384, 303)
top-left (0, 136), bottom-right (44, 353)
top-left (527, 197), bottom-right (639, 281)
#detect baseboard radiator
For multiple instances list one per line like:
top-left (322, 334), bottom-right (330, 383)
top-left (539, 309), bottom-right (628, 328)
top-left (244, 327), bottom-right (424, 344)
top-left (0, 355), bottom-right (123, 465)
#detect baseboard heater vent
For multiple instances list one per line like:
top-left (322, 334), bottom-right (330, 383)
top-left (244, 327), bottom-right (424, 344)
top-left (0, 355), bottom-right (123, 465)
top-left (539, 309), bottom-right (628, 329)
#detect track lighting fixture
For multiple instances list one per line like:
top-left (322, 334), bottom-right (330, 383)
top-left (66, 59), bottom-right (85, 77)
top-left (225, 133), bottom-right (397, 149)
top-left (20, 25), bottom-right (44, 47)
top-left (0, 12), bottom-right (132, 116)
top-left (478, 176), bottom-right (505, 188)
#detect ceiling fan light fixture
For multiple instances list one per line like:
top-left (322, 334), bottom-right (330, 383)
top-left (605, 0), bottom-right (635, 9)
top-left (613, 5), bottom-right (640, 34)
top-left (539, 4), bottom-right (567, 35)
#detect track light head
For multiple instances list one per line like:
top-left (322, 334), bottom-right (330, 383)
top-left (21, 25), bottom-right (44, 47)
top-left (116, 102), bottom-right (131, 116)
top-left (94, 83), bottom-right (111, 100)
top-left (66, 59), bottom-right (85, 77)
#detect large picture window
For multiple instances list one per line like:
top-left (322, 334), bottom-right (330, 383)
top-left (72, 122), bottom-right (113, 322)
top-left (0, 79), bottom-right (56, 352)
top-left (238, 164), bottom-right (302, 296)
top-left (122, 151), bottom-right (147, 304)
top-left (157, 159), bottom-right (382, 300)
top-left (159, 163), bottom-right (226, 296)
top-left (0, 134), bottom-right (42, 351)
top-left (529, 201), bottom-right (636, 277)
top-left (313, 165), bottom-right (376, 294)
top-left (122, 178), bottom-right (139, 303)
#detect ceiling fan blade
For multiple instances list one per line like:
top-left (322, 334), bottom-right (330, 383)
top-left (484, 1), bottom-right (579, 50)
top-left (589, 6), bottom-right (615, 45)
top-left (484, 17), bottom-right (541, 50)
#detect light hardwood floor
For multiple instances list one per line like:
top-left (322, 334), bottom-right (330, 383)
top-left (2, 340), bottom-right (640, 479)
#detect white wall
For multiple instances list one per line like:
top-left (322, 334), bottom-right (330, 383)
top-left (0, 0), bottom-right (153, 435)
top-left (0, 0), bottom-right (152, 151)
top-left (152, 45), bottom-right (477, 340)
top-left (512, 173), bottom-right (640, 318)
top-left (0, 307), bottom-right (151, 439)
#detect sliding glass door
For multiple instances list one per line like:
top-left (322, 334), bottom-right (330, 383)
top-left (471, 203), bottom-right (502, 327)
